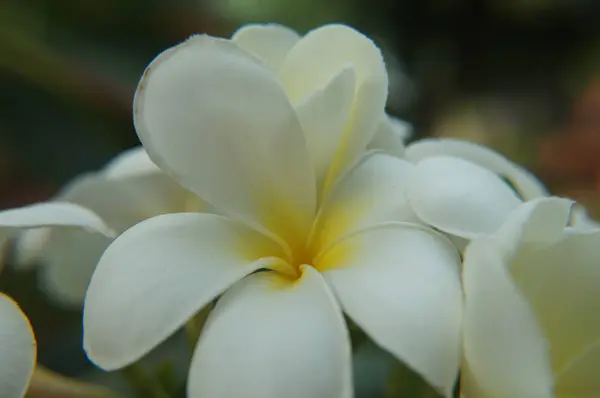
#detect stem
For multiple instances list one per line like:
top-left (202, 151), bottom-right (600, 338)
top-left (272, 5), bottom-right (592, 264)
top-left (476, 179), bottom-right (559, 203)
top-left (346, 317), bottom-right (369, 352)
top-left (384, 362), bottom-right (441, 398)
top-left (26, 365), bottom-right (124, 398)
top-left (120, 364), bottom-right (170, 398)
top-left (184, 305), bottom-right (212, 353)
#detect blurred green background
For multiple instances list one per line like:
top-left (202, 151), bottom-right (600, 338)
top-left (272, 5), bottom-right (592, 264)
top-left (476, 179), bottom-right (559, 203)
top-left (2, 0), bottom-right (600, 396)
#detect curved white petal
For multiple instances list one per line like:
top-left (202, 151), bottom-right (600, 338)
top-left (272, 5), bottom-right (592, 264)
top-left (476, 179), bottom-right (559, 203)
top-left (408, 156), bottom-right (522, 238)
top-left (514, 229), bottom-right (600, 372)
top-left (57, 172), bottom-right (191, 232)
top-left (405, 138), bottom-right (548, 200)
top-left (279, 24), bottom-right (388, 194)
top-left (134, 34), bottom-right (315, 242)
top-left (462, 237), bottom-right (553, 398)
top-left (492, 197), bottom-right (572, 260)
top-left (102, 146), bottom-right (160, 180)
top-left (367, 114), bottom-right (411, 157)
top-left (188, 266), bottom-right (352, 398)
top-left (38, 231), bottom-right (111, 307)
top-left (83, 213), bottom-right (283, 370)
top-left (0, 293), bottom-right (36, 398)
top-left (295, 67), bottom-right (355, 190)
top-left (311, 153), bottom-right (419, 252)
top-left (0, 202), bottom-right (113, 237)
top-left (556, 341), bottom-right (600, 396)
top-left (279, 24), bottom-right (386, 105)
top-left (319, 223), bottom-right (462, 397)
top-left (13, 228), bottom-right (51, 269)
top-left (232, 24), bottom-right (300, 71)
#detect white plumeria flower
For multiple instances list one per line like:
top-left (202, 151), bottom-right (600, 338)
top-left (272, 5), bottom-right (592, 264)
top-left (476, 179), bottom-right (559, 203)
top-left (400, 137), bottom-right (549, 240)
top-left (13, 147), bottom-right (203, 307)
top-left (0, 201), bottom-right (112, 397)
top-left (461, 197), bottom-right (600, 398)
top-left (0, 293), bottom-right (35, 398)
top-left (83, 24), bottom-right (463, 398)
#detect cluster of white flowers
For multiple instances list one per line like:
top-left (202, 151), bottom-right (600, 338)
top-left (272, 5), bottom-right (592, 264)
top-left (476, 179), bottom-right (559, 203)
top-left (1, 23), bottom-right (599, 398)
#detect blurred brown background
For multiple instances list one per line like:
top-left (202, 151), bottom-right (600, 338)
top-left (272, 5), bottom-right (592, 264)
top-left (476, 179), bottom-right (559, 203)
top-left (1, 0), bottom-right (600, 390)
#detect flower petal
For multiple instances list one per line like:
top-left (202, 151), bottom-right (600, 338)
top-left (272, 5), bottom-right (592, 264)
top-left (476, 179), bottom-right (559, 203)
top-left (69, 175), bottom-right (190, 229)
top-left (407, 156), bottom-right (522, 238)
top-left (102, 146), bottom-right (160, 180)
top-left (188, 266), bottom-right (352, 398)
top-left (367, 114), bottom-right (411, 157)
top-left (0, 293), bottom-right (36, 398)
top-left (0, 202), bottom-right (113, 237)
top-left (279, 24), bottom-right (388, 195)
top-left (462, 237), bottom-right (553, 398)
top-left (319, 223), bottom-right (462, 397)
top-left (311, 153), bottom-right (419, 252)
top-left (232, 24), bottom-right (300, 71)
top-left (556, 341), bottom-right (600, 396)
top-left (38, 231), bottom-right (111, 307)
top-left (405, 138), bottom-right (548, 200)
top-left (493, 197), bottom-right (572, 258)
top-left (279, 24), bottom-right (386, 105)
top-left (514, 229), bottom-right (600, 372)
top-left (13, 228), bottom-right (51, 269)
top-left (295, 66), bottom-right (355, 190)
top-left (83, 213), bottom-right (284, 370)
top-left (134, 34), bottom-right (315, 241)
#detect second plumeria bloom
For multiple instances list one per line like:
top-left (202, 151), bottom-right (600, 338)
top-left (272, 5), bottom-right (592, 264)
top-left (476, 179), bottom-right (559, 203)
top-left (14, 146), bottom-right (202, 307)
top-left (83, 24), bottom-right (463, 398)
top-left (461, 198), bottom-right (600, 397)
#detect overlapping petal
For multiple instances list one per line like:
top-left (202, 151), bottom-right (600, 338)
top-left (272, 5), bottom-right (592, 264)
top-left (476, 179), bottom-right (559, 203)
top-left (0, 202), bottom-right (113, 237)
top-left (367, 114), bottom-right (411, 157)
top-left (13, 228), bottom-right (51, 268)
top-left (56, 173), bottom-right (189, 231)
top-left (493, 197), bottom-right (572, 258)
top-left (407, 156), bottom-right (522, 238)
top-left (188, 266), bottom-right (351, 398)
top-left (462, 237), bottom-right (553, 398)
top-left (83, 213), bottom-right (284, 370)
top-left (295, 67), bottom-right (355, 190)
top-left (310, 153), bottom-right (418, 251)
top-left (38, 231), bottom-right (112, 307)
top-left (232, 24), bottom-right (300, 71)
top-left (134, 34), bottom-right (315, 242)
top-left (0, 293), bottom-right (36, 398)
top-left (102, 146), bottom-right (160, 179)
top-left (405, 138), bottom-right (547, 200)
top-left (279, 24), bottom-right (388, 195)
top-left (514, 229), bottom-right (600, 372)
top-left (319, 223), bottom-right (462, 396)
